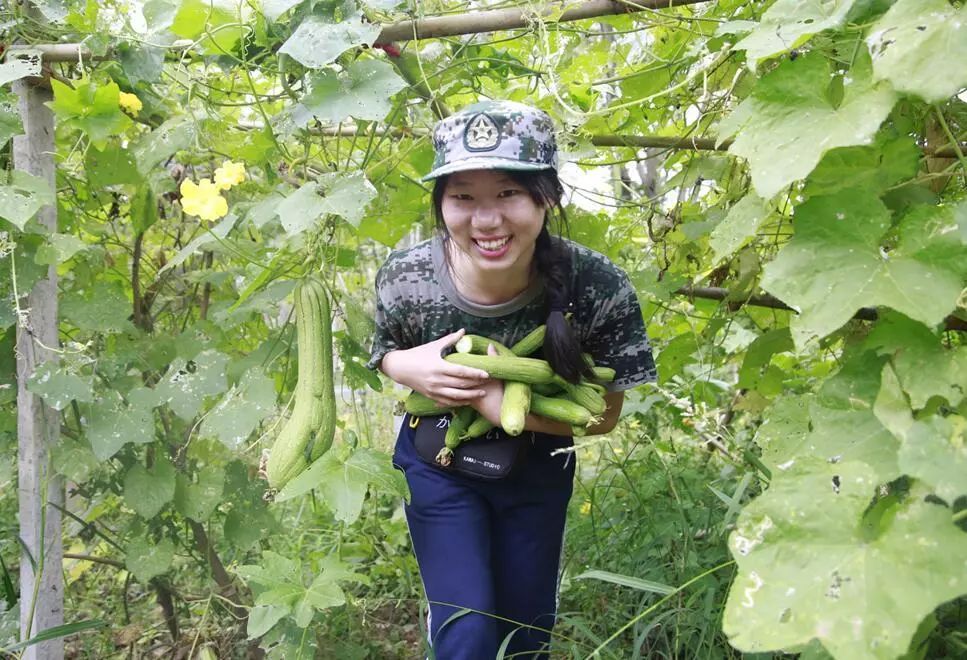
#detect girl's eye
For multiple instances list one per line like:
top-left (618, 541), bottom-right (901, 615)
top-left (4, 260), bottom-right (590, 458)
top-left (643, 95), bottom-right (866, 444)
top-left (450, 194), bottom-right (473, 201)
top-left (498, 189), bottom-right (521, 198)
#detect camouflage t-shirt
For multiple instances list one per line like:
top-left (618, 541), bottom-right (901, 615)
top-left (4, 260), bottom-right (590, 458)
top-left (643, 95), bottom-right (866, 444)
top-left (368, 236), bottom-right (656, 391)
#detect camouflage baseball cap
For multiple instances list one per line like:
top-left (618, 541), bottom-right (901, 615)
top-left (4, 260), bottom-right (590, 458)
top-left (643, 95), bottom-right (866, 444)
top-left (422, 100), bottom-right (559, 181)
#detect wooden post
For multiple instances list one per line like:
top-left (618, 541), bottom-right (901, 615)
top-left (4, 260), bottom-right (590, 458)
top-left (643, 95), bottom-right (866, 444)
top-left (13, 76), bottom-right (64, 659)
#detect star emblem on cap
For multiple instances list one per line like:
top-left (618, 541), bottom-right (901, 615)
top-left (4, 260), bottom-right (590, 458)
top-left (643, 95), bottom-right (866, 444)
top-left (465, 114), bottom-right (500, 150)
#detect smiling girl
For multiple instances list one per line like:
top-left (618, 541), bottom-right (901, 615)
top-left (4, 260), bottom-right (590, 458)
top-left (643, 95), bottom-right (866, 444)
top-left (369, 101), bottom-right (656, 659)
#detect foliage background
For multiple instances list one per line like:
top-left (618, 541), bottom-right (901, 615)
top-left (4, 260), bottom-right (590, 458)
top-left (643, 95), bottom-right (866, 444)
top-left (0, 0), bottom-right (965, 658)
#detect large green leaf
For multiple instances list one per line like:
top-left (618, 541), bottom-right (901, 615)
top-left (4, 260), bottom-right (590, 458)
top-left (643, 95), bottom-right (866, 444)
top-left (0, 51), bottom-right (41, 86)
top-left (898, 416), bottom-right (967, 505)
top-left (84, 143), bottom-right (141, 188)
top-left (277, 13), bottom-right (381, 69)
top-left (26, 362), bottom-right (94, 411)
top-left (0, 171), bottom-right (55, 230)
top-left (275, 445), bottom-right (409, 523)
top-left (802, 136), bottom-right (920, 198)
top-left (201, 368), bottom-right (276, 449)
top-left (125, 534), bottom-right (175, 582)
top-left (708, 193), bottom-right (771, 265)
top-left (761, 192), bottom-right (966, 348)
top-left (132, 116), bottom-right (197, 176)
top-left (154, 349), bottom-right (229, 420)
top-left (733, 0), bottom-right (857, 64)
top-left (866, 313), bottom-right (967, 408)
top-left (170, 0), bottom-right (244, 55)
top-left (866, 0), bottom-right (967, 102)
top-left (173, 467), bottom-right (224, 521)
top-left (84, 393), bottom-right (155, 461)
top-left (724, 459), bottom-right (967, 659)
top-left (34, 233), bottom-right (89, 265)
top-left (47, 79), bottom-right (132, 150)
top-left (61, 281), bottom-right (135, 334)
top-left (717, 53), bottom-right (895, 199)
top-left (299, 60), bottom-right (407, 124)
top-left (123, 456), bottom-right (176, 519)
top-left (276, 172), bottom-right (377, 235)
top-left (0, 92), bottom-right (23, 150)
top-left (50, 438), bottom-right (100, 482)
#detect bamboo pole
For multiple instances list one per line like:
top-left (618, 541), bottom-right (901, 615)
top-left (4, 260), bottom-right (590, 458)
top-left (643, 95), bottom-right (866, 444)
top-left (13, 76), bottom-right (65, 660)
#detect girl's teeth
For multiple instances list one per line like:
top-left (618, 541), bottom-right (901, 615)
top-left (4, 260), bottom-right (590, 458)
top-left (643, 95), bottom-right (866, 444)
top-left (478, 238), bottom-right (509, 250)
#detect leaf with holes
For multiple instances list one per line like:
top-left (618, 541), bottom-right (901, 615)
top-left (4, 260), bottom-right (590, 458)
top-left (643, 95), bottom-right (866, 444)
top-left (26, 362), bottom-right (94, 411)
top-left (734, 0), bottom-right (857, 64)
top-left (724, 458), bottom-right (967, 659)
top-left (277, 13), bottom-right (381, 69)
top-left (866, 0), bottom-right (967, 102)
top-left (0, 171), bottom-right (55, 230)
top-left (717, 52), bottom-right (895, 199)
top-left (125, 534), bottom-right (175, 582)
top-left (123, 456), bottom-right (176, 519)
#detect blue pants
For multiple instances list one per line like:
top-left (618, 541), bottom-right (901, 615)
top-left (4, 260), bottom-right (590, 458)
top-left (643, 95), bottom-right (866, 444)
top-left (393, 416), bottom-right (575, 660)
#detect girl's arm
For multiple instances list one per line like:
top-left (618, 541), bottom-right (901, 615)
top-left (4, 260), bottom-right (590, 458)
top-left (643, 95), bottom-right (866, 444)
top-left (379, 329), bottom-right (492, 408)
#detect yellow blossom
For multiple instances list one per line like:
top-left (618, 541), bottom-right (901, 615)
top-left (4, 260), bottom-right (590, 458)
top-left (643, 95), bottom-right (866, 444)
top-left (118, 92), bottom-right (143, 117)
top-left (213, 160), bottom-right (246, 190)
top-left (580, 501), bottom-right (592, 516)
top-left (180, 178), bottom-right (228, 221)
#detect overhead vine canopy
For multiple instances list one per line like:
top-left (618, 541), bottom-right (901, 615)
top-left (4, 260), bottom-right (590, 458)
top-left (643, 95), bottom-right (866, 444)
top-left (1, 0), bottom-right (965, 658)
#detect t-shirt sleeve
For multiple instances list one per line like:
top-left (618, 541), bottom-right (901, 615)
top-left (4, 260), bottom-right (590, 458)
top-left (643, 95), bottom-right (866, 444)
top-left (367, 267), bottom-right (405, 371)
top-left (581, 267), bottom-right (656, 392)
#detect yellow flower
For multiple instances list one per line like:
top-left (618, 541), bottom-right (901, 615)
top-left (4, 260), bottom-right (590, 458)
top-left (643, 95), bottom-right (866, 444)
top-left (180, 178), bottom-right (228, 221)
top-left (118, 92), bottom-right (143, 117)
top-left (580, 501), bottom-right (592, 516)
top-left (213, 160), bottom-right (246, 190)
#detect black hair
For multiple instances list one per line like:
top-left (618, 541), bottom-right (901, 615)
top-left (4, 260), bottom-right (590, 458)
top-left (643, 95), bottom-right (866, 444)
top-left (431, 169), bottom-right (590, 383)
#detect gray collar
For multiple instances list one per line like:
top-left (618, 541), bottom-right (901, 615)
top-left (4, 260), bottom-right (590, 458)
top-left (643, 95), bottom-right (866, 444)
top-left (432, 235), bottom-right (544, 318)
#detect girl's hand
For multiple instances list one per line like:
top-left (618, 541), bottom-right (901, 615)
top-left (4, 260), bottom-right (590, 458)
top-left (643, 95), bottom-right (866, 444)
top-left (468, 344), bottom-right (504, 425)
top-left (380, 329), bottom-right (490, 407)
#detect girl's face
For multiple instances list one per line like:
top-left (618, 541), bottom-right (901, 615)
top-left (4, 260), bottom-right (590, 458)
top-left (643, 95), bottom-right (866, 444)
top-left (440, 169), bottom-right (546, 276)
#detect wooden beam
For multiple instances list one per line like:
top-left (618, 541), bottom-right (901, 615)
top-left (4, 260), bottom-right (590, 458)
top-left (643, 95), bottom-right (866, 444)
top-left (13, 77), bottom-right (65, 659)
top-left (674, 286), bottom-right (967, 332)
top-left (377, 0), bottom-right (709, 42)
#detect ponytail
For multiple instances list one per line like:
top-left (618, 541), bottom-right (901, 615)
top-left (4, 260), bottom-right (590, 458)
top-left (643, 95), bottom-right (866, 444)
top-left (533, 225), bottom-right (588, 383)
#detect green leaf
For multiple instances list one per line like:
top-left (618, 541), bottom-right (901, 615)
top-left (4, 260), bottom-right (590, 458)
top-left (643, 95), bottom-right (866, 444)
top-left (724, 459), bottom-right (967, 659)
top-left (84, 143), bottom-right (141, 188)
top-left (0, 51), bottom-right (42, 86)
top-left (117, 41), bottom-right (165, 84)
top-left (61, 281), bottom-right (135, 334)
top-left (34, 233), bottom-right (89, 265)
top-left (0, 92), bottom-right (23, 149)
top-left (50, 438), bottom-right (100, 482)
top-left (26, 362), bottom-right (94, 411)
top-left (84, 393), bottom-right (155, 461)
top-left (866, 0), bottom-right (967, 102)
top-left (158, 214), bottom-right (237, 275)
top-left (47, 79), bottom-right (132, 150)
top-left (130, 185), bottom-right (158, 234)
top-left (573, 569), bottom-right (675, 595)
top-left (276, 172), bottom-right (376, 235)
top-left (656, 333), bottom-right (698, 385)
top-left (0, 170), bottom-right (55, 230)
top-left (709, 193), bottom-right (771, 265)
top-left (236, 550), bottom-right (300, 591)
top-left (125, 534), bottom-right (174, 582)
top-left (224, 504), bottom-right (278, 550)
top-left (872, 363), bottom-right (913, 439)
top-left (171, 0), bottom-right (244, 55)
top-left (247, 604), bottom-right (289, 639)
top-left (277, 13), bottom-right (381, 69)
top-left (174, 466), bottom-right (224, 521)
top-left (866, 312), bottom-right (967, 409)
top-left (738, 328), bottom-right (794, 395)
top-left (734, 0), bottom-right (857, 63)
top-left (803, 137), bottom-right (920, 198)
top-left (261, 0), bottom-right (303, 21)
top-left (754, 396), bottom-right (812, 473)
top-left (132, 116), bottom-right (197, 176)
top-left (898, 416), bottom-right (967, 504)
top-left (761, 192), bottom-right (966, 348)
top-left (717, 53), bottom-right (895, 199)
top-left (154, 349), bottom-right (229, 420)
top-left (357, 164), bottom-right (428, 246)
top-left (299, 60), bottom-right (407, 123)
top-left (275, 446), bottom-right (409, 523)
top-left (201, 368), bottom-right (277, 449)
top-left (123, 456), bottom-right (176, 519)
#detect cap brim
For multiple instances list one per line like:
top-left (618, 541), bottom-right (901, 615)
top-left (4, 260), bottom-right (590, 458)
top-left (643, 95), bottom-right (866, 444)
top-left (421, 157), bottom-right (554, 182)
